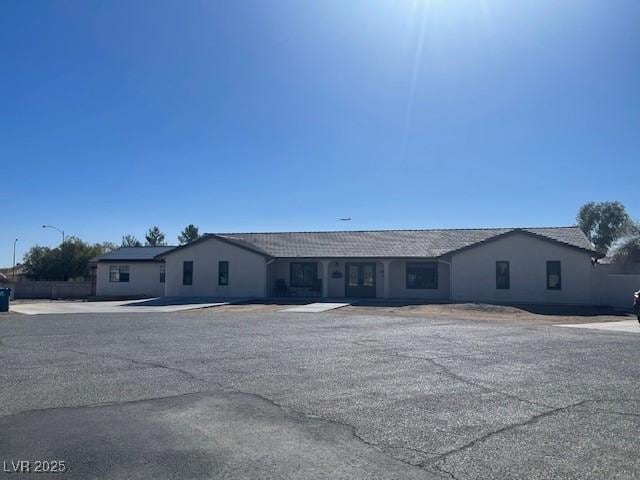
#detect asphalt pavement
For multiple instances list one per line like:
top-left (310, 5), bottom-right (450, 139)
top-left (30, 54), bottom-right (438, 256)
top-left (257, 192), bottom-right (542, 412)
top-left (0, 310), bottom-right (638, 479)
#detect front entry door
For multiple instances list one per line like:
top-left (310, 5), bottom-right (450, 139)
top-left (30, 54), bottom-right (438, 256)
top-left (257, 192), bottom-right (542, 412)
top-left (345, 262), bottom-right (377, 298)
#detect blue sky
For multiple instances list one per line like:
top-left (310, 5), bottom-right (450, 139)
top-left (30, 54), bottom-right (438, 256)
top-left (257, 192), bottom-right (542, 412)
top-left (2, 0), bottom-right (639, 266)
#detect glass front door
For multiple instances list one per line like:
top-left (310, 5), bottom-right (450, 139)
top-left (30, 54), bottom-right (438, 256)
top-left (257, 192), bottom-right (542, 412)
top-left (345, 262), bottom-right (377, 298)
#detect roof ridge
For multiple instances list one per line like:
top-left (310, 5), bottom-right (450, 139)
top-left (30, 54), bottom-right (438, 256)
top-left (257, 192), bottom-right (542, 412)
top-left (115, 245), bottom-right (177, 248)
top-left (213, 226), bottom-right (580, 235)
top-left (147, 225), bottom-right (598, 260)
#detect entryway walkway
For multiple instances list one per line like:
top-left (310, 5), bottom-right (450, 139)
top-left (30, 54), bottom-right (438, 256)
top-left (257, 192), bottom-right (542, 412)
top-left (281, 302), bottom-right (350, 313)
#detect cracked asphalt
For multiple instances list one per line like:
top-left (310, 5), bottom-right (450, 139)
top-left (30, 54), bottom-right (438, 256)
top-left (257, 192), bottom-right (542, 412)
top-left (1, 310), bottom-right (639, 479)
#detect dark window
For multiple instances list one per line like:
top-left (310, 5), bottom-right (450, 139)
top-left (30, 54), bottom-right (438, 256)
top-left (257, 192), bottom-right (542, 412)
top-left (218, 261), bottom-right (229, 286)
top-left (183, 261), bottom-right (193, 286)
top-left (109, 265), bottom-right (129, 283)
top-left (406, 262), bottom-right (438, 289)
top-left (547, 261), bottom-right (561, 290)
top-left (496, 261), bottom-right (510, 290)
top-left (290, 262), bottom-right (317, 287)
top-left (160, 265), bottom-right (166, 283)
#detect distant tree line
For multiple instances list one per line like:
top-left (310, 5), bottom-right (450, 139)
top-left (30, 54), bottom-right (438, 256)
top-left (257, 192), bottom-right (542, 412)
top-left (23, 238), bottom-right (117, 281)
top-left (120, 224), bottom-right (201, 247)
top-left (22, 225), bottom-right (202, 281)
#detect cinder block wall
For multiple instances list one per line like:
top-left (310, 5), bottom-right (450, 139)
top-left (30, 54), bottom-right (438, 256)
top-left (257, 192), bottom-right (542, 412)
top-left (591, 263), bottom-right (640, 309)
top-left (1, 281), bottom-right (94, 300)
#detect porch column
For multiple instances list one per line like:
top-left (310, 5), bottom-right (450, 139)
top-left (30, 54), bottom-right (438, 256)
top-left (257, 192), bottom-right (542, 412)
top-left (382, 260), bottom-right (391, 299)
top-left (321, 260), bottom-right (330, 298)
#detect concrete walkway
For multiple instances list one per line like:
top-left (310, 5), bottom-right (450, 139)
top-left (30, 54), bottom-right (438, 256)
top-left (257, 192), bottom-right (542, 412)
top-left (555, 319), bottom-right (640, 334)
top-left (281, 302), bottom-right (350, 313)
top-left (10, 298), bottom-right (229, 315)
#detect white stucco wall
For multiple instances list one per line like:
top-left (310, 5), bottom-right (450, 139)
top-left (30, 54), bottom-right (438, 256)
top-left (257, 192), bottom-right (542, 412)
top-left (450, 233), bottom-right (596, 305)
top-left (96, 262), bottom-right (166, 297)
top-left (163, 238), bottom-right (267, 298)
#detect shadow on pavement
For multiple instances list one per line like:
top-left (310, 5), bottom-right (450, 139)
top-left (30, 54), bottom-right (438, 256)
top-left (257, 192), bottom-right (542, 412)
top-left (124, 297), bottom-right (242, 307)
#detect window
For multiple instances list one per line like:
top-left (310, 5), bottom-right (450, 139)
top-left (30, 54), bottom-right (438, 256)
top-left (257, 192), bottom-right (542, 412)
top-left (183, 261), bottom-right (193, 286)
top-left (406, 262), bottom-right (438, 289)
top-left (290, 262), bottom-right (317, 287)
top-left (547, 261), bottom-right (561, 290)
top-left (218, 261), bottom-right (229, 286)
top-left (109, 265), bottom-right (129, 283)
top-left (496, 261), bottom-right (510, 290)
top-left (160, 265), bottom-right (166, 283)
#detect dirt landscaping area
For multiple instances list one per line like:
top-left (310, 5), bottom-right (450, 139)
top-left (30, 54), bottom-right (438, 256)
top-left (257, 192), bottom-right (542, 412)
top-left (336, 302), bottom-right (634, 324)
top-left (207, 300), bottom-right (634, 325)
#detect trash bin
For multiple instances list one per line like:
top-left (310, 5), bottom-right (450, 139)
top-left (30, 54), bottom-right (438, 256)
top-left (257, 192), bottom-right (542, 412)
top-left (0, 288), bottom-right (11, 312)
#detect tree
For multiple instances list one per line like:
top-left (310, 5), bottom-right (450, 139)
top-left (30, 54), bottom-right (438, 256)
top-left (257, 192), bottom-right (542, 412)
top-left (612, 222), bottom-right (640, 264)
top-left (178, 224), bottom-right (200, 245)
top-left (145, 226), bottom-right (166, 246)
top-left (613, 236), bottom-right (640, 264)
top-left (23, 245), bottom-right (54, 280)
top-left (23, 237), bottom-right (111, 281)
top-left (121, 235), bottom-right (142, 247)
top-left (101, 241), bottom-right (119, 253)
top-left (577, 201), bottom-right (632, 253)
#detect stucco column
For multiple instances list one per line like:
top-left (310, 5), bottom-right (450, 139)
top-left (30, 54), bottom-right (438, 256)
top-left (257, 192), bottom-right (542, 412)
top-left (382, 260), bottom-right (391, 299)
top-left (321, 260), bottom-right (330, 298)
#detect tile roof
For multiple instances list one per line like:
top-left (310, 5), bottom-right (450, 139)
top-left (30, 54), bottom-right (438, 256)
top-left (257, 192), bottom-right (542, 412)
top-left (212, 226), bottom-right (598, 258)
top-left (92, 246), bottom-right (175, 262)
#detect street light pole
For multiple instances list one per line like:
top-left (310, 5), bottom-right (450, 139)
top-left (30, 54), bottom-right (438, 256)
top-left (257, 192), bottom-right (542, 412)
top-left (42, 225), bottom-right (65, 245)
top-left (12, 238), bottom-right (18, 281)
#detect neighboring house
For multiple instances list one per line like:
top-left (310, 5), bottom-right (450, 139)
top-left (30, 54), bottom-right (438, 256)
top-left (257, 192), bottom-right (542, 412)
top-left (0, 264), bottom-right (28, 282)
top-left (91, 246), bottom-right (174, 298)
top-left (92, 226), bottom-right (604, 304)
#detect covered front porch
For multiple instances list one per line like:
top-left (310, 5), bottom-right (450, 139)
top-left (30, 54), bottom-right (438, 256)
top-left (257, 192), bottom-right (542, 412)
top-left (266, 258), bottom-right (451, 300)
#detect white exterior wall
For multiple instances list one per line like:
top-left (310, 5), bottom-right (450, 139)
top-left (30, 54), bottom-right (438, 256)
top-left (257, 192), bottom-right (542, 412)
top-left (450, 233), bottom-right (595, 305)
top-left (96, 262), bottom-right (165, 297)
top-left (163, 238), bottom-right (267, 298)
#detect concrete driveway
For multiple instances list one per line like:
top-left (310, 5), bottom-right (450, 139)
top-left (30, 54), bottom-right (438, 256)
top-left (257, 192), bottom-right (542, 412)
top-left (556, 318), bottom-right (640, 333)
top-left (9, 297), bottom-right (230, 315)
top-left (1, 310), bottom-right (638, 479)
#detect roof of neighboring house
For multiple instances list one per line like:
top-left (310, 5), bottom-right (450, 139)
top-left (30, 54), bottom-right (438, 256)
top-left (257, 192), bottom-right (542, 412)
top-left (91, 246), bottom-right (175, 263)
top-left (156, 226), bottom-right (600, 259)
top-left (0, 264), bottom-right (28, 277)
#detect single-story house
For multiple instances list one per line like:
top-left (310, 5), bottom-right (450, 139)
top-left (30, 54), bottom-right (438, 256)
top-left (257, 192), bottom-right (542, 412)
top-left (92, 226), bottom-right (605, 304)
top-left (92, 246), bottom-right (174, 298)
